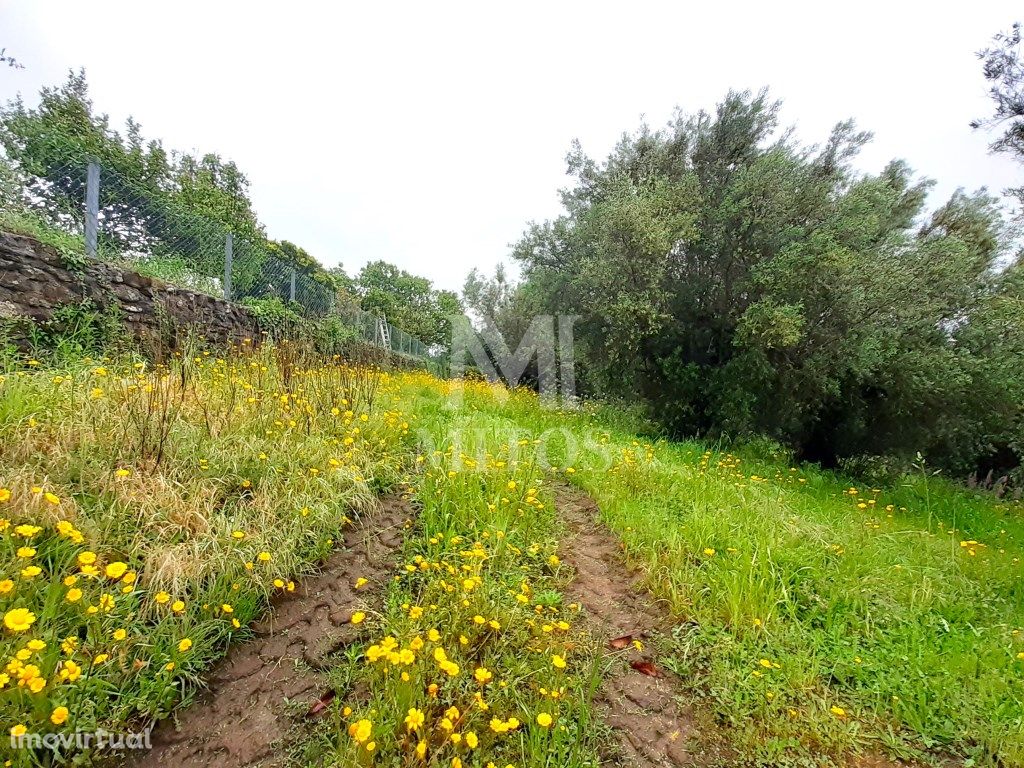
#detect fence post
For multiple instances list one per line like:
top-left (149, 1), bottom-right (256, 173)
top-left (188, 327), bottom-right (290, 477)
top-left (289, 267), bottom-right (296, 303)
top-left (84, 161), bottom-right (100, 258)
top-left (223, 233), bottom-right (234, 301)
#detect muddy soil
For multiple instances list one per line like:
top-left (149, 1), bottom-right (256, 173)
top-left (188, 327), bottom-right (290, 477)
top-left (130, 495), bottom-right (411, 768)
top-left (557, 487), bottom-right (723, 767)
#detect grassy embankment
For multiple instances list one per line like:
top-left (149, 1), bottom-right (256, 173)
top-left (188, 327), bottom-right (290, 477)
top-left (469, 387), bottom-right (1024, 766)
top-left (1, 349), bottom-right (1021, 767)
top-left (0, 349), bottom-right (606, 768)
top-left (0, 343), bottom-right (409, 761)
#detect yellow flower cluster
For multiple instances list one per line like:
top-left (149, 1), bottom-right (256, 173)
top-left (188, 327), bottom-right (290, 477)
top-left (336, 435), bottom-right (584, 765)
top-left (0, 346), bottom-right (412, 745)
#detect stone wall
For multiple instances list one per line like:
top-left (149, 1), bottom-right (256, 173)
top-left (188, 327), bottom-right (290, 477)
top-left (0, 231), bottom-right (260, 350)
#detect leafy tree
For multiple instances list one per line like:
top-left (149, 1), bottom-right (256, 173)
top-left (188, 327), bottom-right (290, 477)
top-left (462, 264), bottom-right (550, 383)
top-left (0, 70), bottom-right (342, 312)
top-left (0, 153), bottom-right (20, 211)
top-left (463, 264), bottom-right (520, 337)
top-left (273, 240), bottom-right (326, 275)
top-left (355, 261), bottom-right (463, 347)
top-left (974, 22), bottom-right (1024, 207)
top-left (512, 90), bottom-right (1019, 475)
top-left (171, 153), bottom-right (263, 243)
top-left (0, 48), bottom-right (23, 70)
top-left (1, 71), bottom-right (164, 222)
top-left (0, 70), bottom-right (234, 277)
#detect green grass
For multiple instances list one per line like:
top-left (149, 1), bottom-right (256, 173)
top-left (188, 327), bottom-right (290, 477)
top-left (299, 382), bottom-right (605, 767)
top-left (2, 347), bottom-right (1021, 767)
top-left (455, 384), bottom-right (1024, 766)
top-left (0, 344), bottom-right (413, 763)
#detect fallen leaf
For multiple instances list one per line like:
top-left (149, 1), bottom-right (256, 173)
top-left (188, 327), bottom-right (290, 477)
top-left (305, 688), bottom-right (336, 718)
top-left (609, 634), bottom-right (634, 650)
top-left (630, 660), bottom-right (665, 678)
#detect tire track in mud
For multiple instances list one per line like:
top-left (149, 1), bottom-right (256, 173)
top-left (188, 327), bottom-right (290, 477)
top-left (557, 487), bottom-right (722, 768)
top-left (557, 488), bottom-right (949, 768)
top-left (131, 495), bottom-right (412, 768)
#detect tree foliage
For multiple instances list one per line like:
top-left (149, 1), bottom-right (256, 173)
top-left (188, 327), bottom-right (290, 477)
top-left (505, 90), bottom-right (1022, 476)
top-left (1, 71), bottom-right (454, 344)
top-left (462, 264), bottom-right (536, 344)
top-left (0, 71), bottom-right (332, 299)
top-left (355, 261), bottom-right (462, 347)
top-left (0, 47), bottom-right (23, 70)
top-left (974, 22), bottom-right (1024, 211)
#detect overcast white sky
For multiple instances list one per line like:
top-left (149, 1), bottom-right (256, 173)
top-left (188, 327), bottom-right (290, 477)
top-left (1, 1), bottom-right (1020, 291)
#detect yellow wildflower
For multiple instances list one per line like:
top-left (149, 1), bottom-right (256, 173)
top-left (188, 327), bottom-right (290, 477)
top-left (349, 718), bottom-right (372, 743)
top-left (404, 707), bottom-right (425, 731)
top-left (3, 608), bottom-right (36, 632)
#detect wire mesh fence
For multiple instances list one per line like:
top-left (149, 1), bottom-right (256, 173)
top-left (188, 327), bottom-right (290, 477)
top-left (0, 153), bottom-right (435, 362)
top-left (334, 304), bottom-right (434, 360)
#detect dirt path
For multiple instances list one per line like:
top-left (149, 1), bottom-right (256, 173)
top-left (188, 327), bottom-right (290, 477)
top-left (132, 495), bottom-right (411, 768)
top-left (557, 487), bottom-right (722, 768)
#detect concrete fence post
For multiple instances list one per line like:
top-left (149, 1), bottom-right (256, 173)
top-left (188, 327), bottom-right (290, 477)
top-left (84, 161), bottom-right (100, 258)
top-left (289, 267), bottom-right (296, 303)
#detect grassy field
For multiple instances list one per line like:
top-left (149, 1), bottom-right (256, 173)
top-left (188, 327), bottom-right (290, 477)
top-left (585, 447), bottom-right (1024, 766)
top-left (1, 346), bottom-right (1022, 766)
top-left (425, 384), bottom-right (1024, 766)
top-left (296, 383), bottom-right (606, 766)
top-left (0, 343), bottom-right (411, 756)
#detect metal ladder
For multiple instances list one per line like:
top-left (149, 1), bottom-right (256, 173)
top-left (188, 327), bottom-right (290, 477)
top-left (377, 313), bottom-right (392, 349)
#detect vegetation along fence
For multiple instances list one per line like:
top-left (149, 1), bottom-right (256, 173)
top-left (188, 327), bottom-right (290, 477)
top-left (0, 154), bottom-right (434, 361)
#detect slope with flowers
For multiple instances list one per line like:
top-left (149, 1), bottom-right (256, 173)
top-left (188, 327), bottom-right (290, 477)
top-left (137, 495), bottom-right (412, 766)
top-left (1, 347), bottom-right (1023, 768)
top-left (0, 342), bottom-right (413, 764)
top-left (293, 377), bottom-right (1024, 768)
top-left (450, 388), bottom-right (1024, 767)
top-left (289, 380), bottom-right (610, 767)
